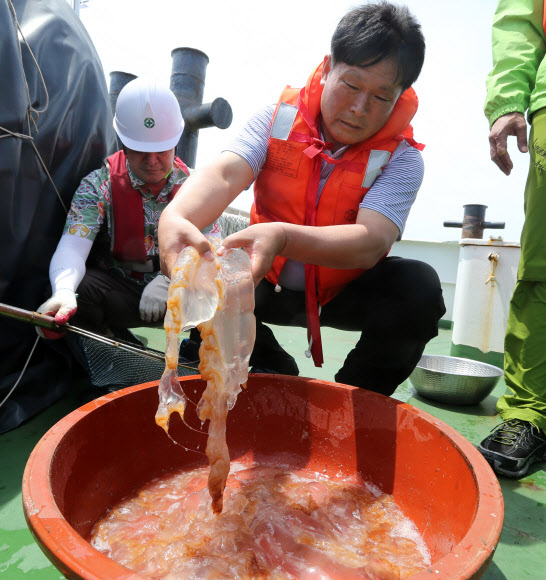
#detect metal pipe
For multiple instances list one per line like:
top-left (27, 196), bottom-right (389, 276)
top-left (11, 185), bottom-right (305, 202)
top-left (444, 204), bottom-right (505, 239)
top-left (170, 48), bottom-right (207, 168)
top-left (183, 98), bottom-right (233, 131)
top-left (170, 47), bottom-right (233, 168)
top-left (108, 71), bottom-right (137, 150)
top-left (170, 47), bottom-right (209, 110)
top-left (108, 71), bottom-right (137, 117)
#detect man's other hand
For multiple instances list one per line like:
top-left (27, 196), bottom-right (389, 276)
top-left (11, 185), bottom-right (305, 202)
top-left (139, 275), bottom-right (170, 323)
top-left (489, 112), bottom-right (528, 175)
top-left (219, 223), bottom-right (287, 286)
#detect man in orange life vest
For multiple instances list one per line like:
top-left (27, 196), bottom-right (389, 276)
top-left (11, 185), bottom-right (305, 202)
top-left (37, 78), bottom-right (215, 342)
top-left (159, 2), bottom-right (446, 396)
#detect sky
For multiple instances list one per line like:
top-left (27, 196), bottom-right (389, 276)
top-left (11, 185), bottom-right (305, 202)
top-left (77, 0), bottom-right (528, 243)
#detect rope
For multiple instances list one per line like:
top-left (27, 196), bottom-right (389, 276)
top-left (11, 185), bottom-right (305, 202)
top-left (218, 212), bottom-right (250, 237)
top-left (1, 0), bottom-right (66, 214)
top-left (7, 0), bottom-right (49, 125)
top-left (0, 336), bottom-right (40, 411)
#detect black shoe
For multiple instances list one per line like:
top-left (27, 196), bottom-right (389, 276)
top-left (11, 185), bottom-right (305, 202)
top-left (112, 328), bottom-right (145, 346)
top-left (250, 322), bottom-right (299, 376)
top-left (250, 366), bottom-right (280, 374)
top-left (478, 419), bottom-right (546, 478)
top-left (179, 337), bottom-right (200, 364)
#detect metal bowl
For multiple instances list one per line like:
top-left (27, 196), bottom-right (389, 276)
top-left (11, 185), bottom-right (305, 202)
top-left (409, 354), bottom-right (503, 406)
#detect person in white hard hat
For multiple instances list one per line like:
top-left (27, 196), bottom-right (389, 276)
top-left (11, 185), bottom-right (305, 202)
top-left (37, 77), bottom-right (218, 347)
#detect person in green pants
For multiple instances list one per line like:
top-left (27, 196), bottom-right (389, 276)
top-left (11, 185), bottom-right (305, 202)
top-left (480, 0), bottom-right (546, 478)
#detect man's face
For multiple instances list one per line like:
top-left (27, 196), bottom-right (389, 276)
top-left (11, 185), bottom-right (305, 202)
top-left (320, 55), bottom-right (403, 151)
top-left (125, 148), bottom-right (175, 185)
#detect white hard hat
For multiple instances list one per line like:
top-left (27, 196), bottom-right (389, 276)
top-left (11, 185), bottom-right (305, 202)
top-left (113, 77), bottom-right (184, 152)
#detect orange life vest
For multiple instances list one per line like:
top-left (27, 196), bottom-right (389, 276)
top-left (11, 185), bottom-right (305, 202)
top-left (251, 62), bottom-right (422, 365)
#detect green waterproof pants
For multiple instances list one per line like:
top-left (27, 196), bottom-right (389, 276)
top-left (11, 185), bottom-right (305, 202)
top-left (500, 107), bottom-right (546, 432)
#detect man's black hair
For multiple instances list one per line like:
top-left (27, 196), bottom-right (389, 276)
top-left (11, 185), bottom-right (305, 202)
top-left (331, 1), bottom-right (425, 91)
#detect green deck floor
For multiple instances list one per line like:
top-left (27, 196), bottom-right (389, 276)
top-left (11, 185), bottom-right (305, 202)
top-left (1, 326), bottom-right (544, 579)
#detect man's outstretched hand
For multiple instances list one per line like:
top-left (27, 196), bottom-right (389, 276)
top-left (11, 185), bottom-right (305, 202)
top-left (158, 212), bottom-right (213, 279)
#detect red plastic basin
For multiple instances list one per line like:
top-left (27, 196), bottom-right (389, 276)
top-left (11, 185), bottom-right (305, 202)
top-left (23, 375), bottom-right (503, 579)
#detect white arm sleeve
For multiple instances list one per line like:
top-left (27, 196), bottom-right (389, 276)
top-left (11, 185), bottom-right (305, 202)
top-left (49, 234), bottom-right (93, 293)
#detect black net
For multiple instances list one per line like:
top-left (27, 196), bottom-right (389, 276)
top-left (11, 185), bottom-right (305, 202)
top-left (75, 335), bottom-right (199, 388)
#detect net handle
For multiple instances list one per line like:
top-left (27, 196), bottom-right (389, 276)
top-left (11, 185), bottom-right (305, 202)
top-left (0, 301), bottom-right (198, 372)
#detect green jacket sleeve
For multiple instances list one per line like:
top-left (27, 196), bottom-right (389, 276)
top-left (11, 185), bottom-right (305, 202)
top-left (484, 0), bottom-right (546, 128)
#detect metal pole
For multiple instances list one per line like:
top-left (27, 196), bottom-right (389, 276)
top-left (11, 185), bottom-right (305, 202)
top-left (108, 71), bottom-right (137, 117)
top-left (170, 47), bottom-right (233, 168)
top-left (444, 204), bottom-right (505, 239)
top-left (170, 48), bottom-right (208, 168)
top-left (0, 302), bottom-right (197, 372)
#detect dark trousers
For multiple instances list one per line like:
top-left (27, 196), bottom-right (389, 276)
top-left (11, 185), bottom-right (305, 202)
top-left (71, 267), bottom-right (153, 336)
top-left (250, 257), bottom-right (446, 396)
